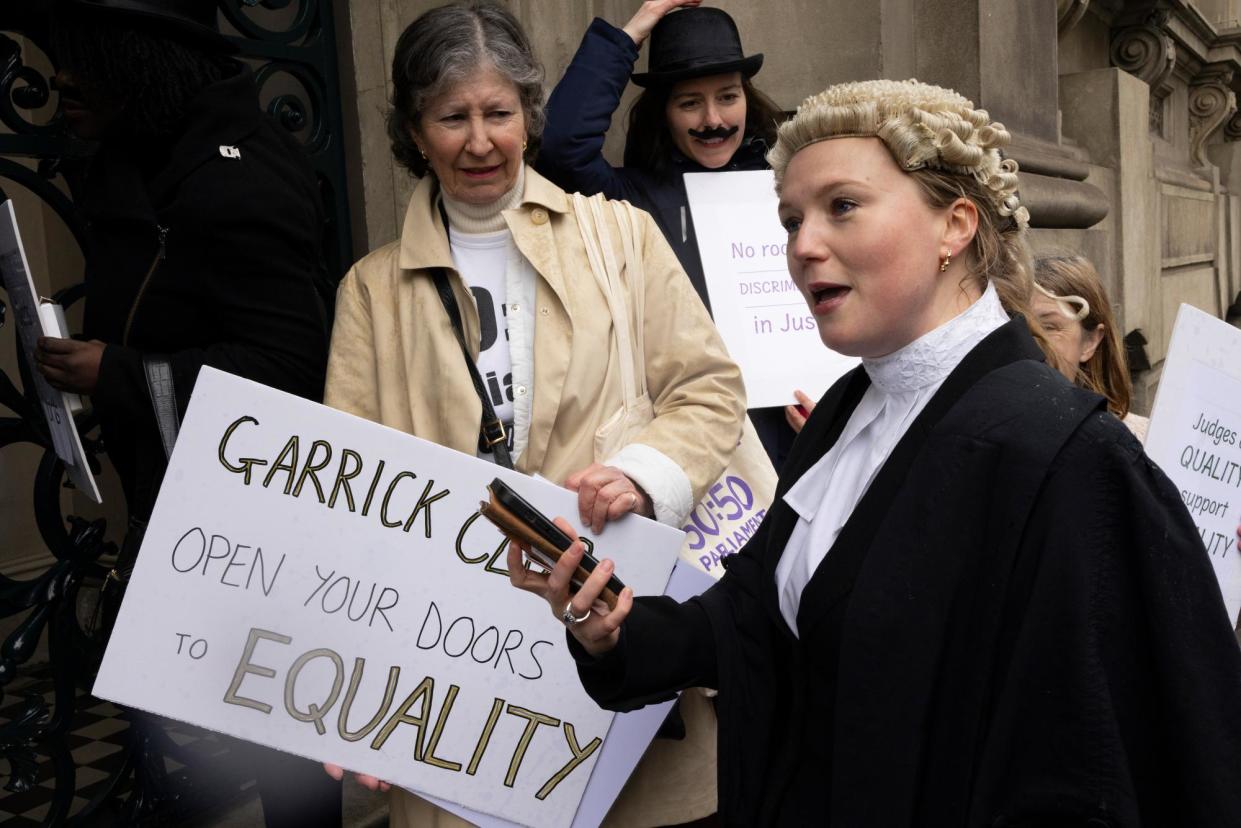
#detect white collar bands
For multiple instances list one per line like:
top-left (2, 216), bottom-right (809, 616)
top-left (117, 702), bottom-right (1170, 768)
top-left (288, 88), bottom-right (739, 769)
top-left (862, 281), bottom-right (1009, 395)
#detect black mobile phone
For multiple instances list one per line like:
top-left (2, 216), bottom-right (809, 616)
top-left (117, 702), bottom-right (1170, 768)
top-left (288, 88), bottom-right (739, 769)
top-left (489, 477), bottom-right (626, 596)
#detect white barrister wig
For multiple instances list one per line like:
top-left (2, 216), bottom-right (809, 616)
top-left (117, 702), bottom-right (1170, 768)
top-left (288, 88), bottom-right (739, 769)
top-left (768, 79), bottom-right (1030, 230)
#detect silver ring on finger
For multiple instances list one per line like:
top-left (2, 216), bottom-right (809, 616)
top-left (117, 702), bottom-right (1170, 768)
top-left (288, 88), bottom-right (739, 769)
top-left (561, 601), bottom-right (591, 626)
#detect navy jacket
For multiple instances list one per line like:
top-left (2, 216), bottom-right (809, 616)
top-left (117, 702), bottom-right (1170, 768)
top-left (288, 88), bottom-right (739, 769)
top-left (537, 17), bottom-right (770, 312)
top-left (573, 317), bottom-right (1241, 826)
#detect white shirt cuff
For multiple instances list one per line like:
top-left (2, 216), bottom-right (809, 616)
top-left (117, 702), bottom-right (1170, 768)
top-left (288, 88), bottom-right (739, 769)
top-left (605, 443), bottom-right (694, 527)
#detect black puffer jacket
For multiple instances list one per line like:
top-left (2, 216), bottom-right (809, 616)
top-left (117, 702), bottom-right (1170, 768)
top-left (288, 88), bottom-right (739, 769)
top-left (82, 62), bottom-right (329, 519)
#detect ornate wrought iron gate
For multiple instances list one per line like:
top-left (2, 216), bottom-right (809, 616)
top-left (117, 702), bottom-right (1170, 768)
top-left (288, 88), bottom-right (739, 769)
top-left (0, 2), bottom-right (353, 823)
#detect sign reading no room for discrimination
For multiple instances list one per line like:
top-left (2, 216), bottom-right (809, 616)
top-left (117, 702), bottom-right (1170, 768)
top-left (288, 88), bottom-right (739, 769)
top-left (685, 170), bottom-right (858, 408)
top-left (93, 368), bottom-right (684, 828)
top-left (1146, 304), bottom-right (1241, 625)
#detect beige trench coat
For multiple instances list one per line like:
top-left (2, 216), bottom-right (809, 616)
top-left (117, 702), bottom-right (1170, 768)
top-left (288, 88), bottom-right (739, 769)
top-left (323, 168), bottom-right (744, 827)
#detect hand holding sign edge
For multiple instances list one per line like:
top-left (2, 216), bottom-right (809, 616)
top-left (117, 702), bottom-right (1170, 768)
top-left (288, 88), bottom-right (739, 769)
top-left (322, 761), bottom-right (390, 793)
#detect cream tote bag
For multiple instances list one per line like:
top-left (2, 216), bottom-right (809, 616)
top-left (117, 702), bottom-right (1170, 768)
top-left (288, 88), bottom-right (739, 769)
top-left (571, 193), bottom-right (778, 579)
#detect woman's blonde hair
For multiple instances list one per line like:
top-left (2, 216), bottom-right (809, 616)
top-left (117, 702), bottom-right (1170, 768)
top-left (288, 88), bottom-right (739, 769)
top-left (768, 79), bottom-right (1061, 366)
top-left (1034, 254), bottom-right (1132, 418)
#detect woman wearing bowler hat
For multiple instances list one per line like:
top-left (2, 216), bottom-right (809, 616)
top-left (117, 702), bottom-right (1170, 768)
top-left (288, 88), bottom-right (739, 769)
top-left (538, 1), bottom-right (780, 308)
top-left (538, 1), bottom-right (793, 465)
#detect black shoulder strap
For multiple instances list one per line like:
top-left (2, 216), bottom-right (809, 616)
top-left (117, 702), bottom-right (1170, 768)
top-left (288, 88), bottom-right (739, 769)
top-left (431, 266), bottom-right (514, 469)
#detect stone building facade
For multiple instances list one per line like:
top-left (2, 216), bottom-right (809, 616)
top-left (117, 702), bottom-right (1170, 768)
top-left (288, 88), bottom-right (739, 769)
top-left (335, 0), bottom-right (1241, 415)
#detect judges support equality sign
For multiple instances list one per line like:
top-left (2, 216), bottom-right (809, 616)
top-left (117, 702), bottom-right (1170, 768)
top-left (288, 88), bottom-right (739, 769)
top-left (93, 368), bottom-right (684, 828)
top-left (684, 170), bottom-right (858, 408)
top-left (1146, 303), bottom-right (1241, 624)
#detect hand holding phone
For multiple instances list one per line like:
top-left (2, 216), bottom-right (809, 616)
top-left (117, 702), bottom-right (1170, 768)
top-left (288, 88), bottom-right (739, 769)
top-left (480, 478), bottom-right (625, 609)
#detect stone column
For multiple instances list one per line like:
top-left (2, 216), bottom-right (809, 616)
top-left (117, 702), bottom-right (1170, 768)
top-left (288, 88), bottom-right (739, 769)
top-left (1087, 1), bottom-right (1241, 405)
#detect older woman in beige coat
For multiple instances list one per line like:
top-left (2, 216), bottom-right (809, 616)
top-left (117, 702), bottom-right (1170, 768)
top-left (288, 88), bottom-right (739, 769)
top-left (322, 2), bottom-right (744, 825)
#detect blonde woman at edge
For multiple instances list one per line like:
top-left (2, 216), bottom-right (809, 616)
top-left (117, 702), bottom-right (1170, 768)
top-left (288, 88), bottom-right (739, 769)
top-left (321, 2), bottom-right (744, 825)
top-left (509, 80), bottom-right (1241, 825)
top-left (1031, 253), bottom-right (1149, 441)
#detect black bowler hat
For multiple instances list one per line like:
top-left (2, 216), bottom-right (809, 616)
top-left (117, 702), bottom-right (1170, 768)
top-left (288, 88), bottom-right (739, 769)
top-left (631, 7), bottom-right (763, 88)
top-left (60, 0), bottom-right (237, 53)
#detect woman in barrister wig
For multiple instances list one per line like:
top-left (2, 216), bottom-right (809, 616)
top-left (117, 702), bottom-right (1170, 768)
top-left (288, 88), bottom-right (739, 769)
top-left (321, 1), bottom-right (745, 824)
top-left (511, 79), bottom-right (1241, 825)
top-left (537, 1), bottom-right (797, 466)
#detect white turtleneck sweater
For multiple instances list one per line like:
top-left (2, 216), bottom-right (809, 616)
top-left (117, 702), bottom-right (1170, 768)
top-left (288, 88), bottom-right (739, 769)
top-left (439, 165), bottom-right (692, 525)
top-left (441, 167), bottom-right (534, 459)
top-left (774, 283), bottom-right (1010, 635)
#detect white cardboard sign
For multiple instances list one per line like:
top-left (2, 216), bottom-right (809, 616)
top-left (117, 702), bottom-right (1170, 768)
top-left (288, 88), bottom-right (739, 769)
top-left (684, 170), bottom-right (858, 408)
top-left (93, 368), bottom-right (685, 827)
top-left (1146, 303), bottom-right (1241, 624)
top-left (0, 199), bottom-right (101, 502)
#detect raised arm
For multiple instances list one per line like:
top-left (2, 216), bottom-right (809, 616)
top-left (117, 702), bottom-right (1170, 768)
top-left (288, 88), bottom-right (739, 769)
top-left (536, 2), bottom-right (700, 200)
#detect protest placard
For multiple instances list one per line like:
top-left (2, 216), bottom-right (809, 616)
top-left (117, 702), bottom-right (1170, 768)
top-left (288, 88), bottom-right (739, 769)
top-left (433, 561), bottom-right (715, 828)
top-left (1146, 303), bottom-right (1241, 624)
top-left (93, 368), bottom-right (686, 828)
top-left (684, 169), bottom-right (858, 408)
top-left (0, 199), bottom-right (100, 502)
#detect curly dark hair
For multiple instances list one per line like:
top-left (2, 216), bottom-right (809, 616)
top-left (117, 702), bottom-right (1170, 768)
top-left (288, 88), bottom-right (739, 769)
top-left (387, 0), bottom-right (545, 178)
top-left (623, 77), bottom-right (783, 178)
top-left (52, 8), bottom-right (231, 139)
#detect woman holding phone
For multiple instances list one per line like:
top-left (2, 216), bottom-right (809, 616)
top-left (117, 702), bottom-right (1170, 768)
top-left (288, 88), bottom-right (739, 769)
top-left (511, 79), bottom-right (1241, 825)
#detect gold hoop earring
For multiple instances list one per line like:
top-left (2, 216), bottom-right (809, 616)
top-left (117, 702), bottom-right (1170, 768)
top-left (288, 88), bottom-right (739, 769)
top-left (939, 251), bottom-right (952, 273)
top-left (522, 140), bottom-right (528, 152)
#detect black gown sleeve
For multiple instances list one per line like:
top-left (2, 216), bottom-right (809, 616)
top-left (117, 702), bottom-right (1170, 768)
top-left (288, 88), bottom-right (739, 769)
top-left (975, 412), bottom-right (1241, 826)
top-left (570, 514), bottom-right (777, 711)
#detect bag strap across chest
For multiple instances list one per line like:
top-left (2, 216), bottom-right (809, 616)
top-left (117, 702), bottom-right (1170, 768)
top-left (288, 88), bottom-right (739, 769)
top-left (571, 192), bottom-right (647, 408)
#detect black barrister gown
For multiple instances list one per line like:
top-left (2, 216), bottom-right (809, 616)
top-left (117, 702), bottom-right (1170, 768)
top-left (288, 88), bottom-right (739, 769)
top-left (573, 318), bottom-right (1241, 826)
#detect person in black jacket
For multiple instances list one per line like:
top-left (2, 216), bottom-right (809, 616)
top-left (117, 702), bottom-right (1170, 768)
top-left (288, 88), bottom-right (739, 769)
top-left (511, 79), bottom-right (1241, 826)
top-left (35, 0), bottom-right (330, 524)
top-left (537, 1), bottom-right (796, 465)
top-left (33, 2), bottom-right (338, 825)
